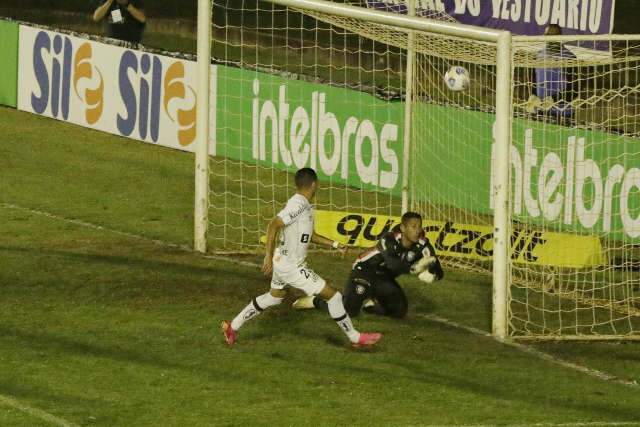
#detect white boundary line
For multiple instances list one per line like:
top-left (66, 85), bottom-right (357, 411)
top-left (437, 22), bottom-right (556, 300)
top-left (429, 423), bottom-right (640, 427)
top-left (0, 203), bottom-right (192, 251)
top-left (419, 314), bottom-right (639, 389)
top-left (0, 395), bottom-right (79, 427)
top-left (2, 201), bottom-right (640, 424)
top-left (0, 203), bottom-right (260, 268)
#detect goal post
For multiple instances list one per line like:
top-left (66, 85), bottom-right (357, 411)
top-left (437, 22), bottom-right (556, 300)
top-left (194, 0), bottom-right (212, 253)
top-left (401, 0), bottom-right (416, 216)
top-left (493, 30), bottom-right (513, 340)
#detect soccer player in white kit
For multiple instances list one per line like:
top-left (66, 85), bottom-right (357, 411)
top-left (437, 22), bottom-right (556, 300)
top-left (221, 168), bottom-right (382, 348)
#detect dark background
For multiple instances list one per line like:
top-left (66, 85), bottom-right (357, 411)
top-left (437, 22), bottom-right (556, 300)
top-left (0, 0), bottom-right (638, 33)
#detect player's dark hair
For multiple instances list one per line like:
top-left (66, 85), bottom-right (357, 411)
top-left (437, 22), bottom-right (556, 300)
top-left (545, 24), bottom-right (562, 36)
top-left (295, 168), bottom-right (318, 189)
top-left (401, 211), bottom-right (422, 225)
top-left (544, 24), bottom-right (563, 51)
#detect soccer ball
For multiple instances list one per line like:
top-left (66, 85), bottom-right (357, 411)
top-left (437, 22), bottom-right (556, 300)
top-left (418, 270), bottom-right (436, 284)
top-left (444, 66), bottom-right (470, 91)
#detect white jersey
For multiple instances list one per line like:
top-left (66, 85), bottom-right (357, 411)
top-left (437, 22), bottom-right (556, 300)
top-left (275, 193), bottom-right (314, 266)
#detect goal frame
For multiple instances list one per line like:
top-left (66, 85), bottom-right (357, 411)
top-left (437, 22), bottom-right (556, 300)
top-left (194, 0), bottom-right (211, 254)
top-left (194, 0), bottom-right (514, 339)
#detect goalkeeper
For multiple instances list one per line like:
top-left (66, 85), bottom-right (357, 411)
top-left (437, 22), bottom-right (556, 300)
top-left (293, 211), bottom-right (443, 318)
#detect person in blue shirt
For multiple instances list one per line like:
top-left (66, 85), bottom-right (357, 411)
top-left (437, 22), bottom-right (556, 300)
top-left (534, 24), bottom-right (577, 122)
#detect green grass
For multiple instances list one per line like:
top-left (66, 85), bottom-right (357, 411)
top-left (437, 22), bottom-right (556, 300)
top-left (4, 106), bottom-right (640, 426)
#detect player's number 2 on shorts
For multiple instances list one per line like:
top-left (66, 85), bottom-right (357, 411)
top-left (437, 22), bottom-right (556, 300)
top-left (300, 233), bottom-right (310, 243)
top-left (300, 268), bottom-right (310, 279)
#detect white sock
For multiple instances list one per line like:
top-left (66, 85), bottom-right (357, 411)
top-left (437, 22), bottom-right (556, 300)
top-left (231, 292), bottom-right (283, 331)
top-left (326, 292), bottom-right (360, 343)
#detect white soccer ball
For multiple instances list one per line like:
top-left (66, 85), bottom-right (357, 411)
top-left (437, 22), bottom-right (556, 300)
top-left (444, 66), bottom-right (470, 91)
top-left (418, 270), bottom-right (436, 284)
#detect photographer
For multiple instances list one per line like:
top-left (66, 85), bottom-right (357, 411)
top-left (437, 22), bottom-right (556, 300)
top-left (93, 0), bottom-right (146, 46)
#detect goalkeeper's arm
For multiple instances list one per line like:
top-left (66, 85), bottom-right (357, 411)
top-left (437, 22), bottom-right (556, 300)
top-left (378, 233), bottom-right (412, 275)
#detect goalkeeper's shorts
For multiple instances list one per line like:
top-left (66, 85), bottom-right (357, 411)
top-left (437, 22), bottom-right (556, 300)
top-left (270, 261), bottom-right (326, 296)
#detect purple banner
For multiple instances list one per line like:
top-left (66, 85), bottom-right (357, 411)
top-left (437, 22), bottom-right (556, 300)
top-left (366, 0), bottom-right (615, 36)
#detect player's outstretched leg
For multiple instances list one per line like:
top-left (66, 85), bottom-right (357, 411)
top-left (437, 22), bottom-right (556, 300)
top-left (221, 320), bottom-right (236, 346)
top-left (352, 331), bottom-right (383, 348)
top-left (294, 273), bottom-right (369, 318)
top-left (222, 290), bottom-right (285, 346)
top-left (317, 284), bottom-right (381, 348)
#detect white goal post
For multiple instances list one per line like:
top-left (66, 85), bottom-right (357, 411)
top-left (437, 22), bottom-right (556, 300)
top-left (195, 0), bottom-right (212, 254)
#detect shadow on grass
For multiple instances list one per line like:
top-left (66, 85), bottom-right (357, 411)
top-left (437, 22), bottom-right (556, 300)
top-left (0, 324), bottom-right (259, 390)
top-left (3, 300), bottom-right (637, 423)
top-left (394, 358), bottom-right (640, 423)
top-left (276, 342), bottom-right (640, 423)
top-left (0, 326), bottom-right (187, 372)
top-left (0, 245), bottom-right (261, 283)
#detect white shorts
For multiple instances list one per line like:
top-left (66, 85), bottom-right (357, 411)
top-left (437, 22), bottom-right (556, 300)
top-left (270, 260), bottom-right (326, 296)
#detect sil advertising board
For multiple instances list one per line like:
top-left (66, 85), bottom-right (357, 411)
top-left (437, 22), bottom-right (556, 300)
top-left (17, 26), bottom-right (215, 153)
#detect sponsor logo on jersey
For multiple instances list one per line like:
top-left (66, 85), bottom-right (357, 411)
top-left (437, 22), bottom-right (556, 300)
top-left (288, 204), bottom-right (307, 222)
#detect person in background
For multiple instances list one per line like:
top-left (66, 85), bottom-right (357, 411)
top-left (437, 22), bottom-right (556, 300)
top-left (532, 24), bottom-right (577, 122)
top-left (93, 0), bottom-right (146, 46)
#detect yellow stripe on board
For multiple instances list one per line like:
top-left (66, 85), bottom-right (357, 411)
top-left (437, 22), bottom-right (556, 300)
top-left (313, 210), bottom-right (605, 268)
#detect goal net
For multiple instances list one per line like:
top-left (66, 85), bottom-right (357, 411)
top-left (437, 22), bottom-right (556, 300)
top-left (202, 0), bottom-right (640, 339)
top-left (208, 0), bottom-right (408, 252)
top-left (207, 0), bottom-right (503, 252)
top-left (509, 36), bottom-right (640, 339)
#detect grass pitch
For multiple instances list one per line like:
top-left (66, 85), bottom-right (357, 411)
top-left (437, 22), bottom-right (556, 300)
top-left (2, 106), bottom-right (640, 426)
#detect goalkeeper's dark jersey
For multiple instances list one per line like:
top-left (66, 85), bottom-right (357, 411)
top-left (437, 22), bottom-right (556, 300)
top-left (353, 231), bottom-right (437, 279)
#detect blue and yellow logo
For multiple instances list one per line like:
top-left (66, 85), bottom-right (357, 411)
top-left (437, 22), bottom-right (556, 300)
top-left (31, 32), bottom-right (103, 124)
top-left (117, 52), bottom-right (196, 145)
